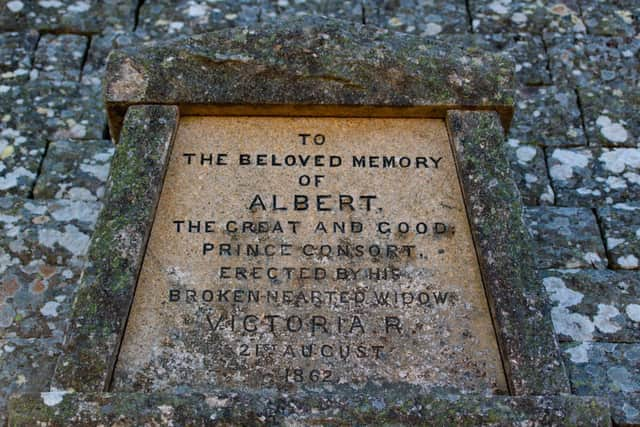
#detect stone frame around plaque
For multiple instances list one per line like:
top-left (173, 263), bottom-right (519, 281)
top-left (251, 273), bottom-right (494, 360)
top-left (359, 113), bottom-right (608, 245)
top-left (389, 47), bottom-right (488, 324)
top-left (8, 16), bottom-right (612, 426)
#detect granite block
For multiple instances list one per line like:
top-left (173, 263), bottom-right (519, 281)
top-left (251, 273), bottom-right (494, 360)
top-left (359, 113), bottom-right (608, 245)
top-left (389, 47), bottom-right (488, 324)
top-left (0, 0), bottom-right (136, 33)
top-left (525, 207), bottom-right (607, 269)
top-left (362, 0), bottom-right (469, 36)
top-left (469, 0), bottom-right (585, 35)
top-left (33, 34), bottom-right (88, 83)
top-left (548, 147), bottom-right (640, 206)
top-left (509, 85), bottom-right (586, 148)
top-left (136, 0), bottom-right (263, 40)
top-left (262, 0), bottom-right (362, 22)
top-left (579, 83), bottom-right (639, 147)
top-left (598, 203), bottom-right (640, 270)
top-left (542, 269), bottom-right (640, 342)
top-left (562, 342), bottom-right (640, 395)
top-left (33, 140), bottom-right (114, 201)
top-left (609, 392), bottom-right (640, 426)
top-left (0, 30), bottom-right (38, 84)
top-left (547, 35), bottom-right (639, 89)
top-left (580, 0), bottom-right (639, 37)
top-left (505, 138), bottom-right (554, 205)
top-left (0, 337), bottom-right (61, 423)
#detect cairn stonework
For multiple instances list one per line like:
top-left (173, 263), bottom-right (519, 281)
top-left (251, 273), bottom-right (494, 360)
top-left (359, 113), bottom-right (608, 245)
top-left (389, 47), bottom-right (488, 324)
top-left (7, 18), bottom-right (612, 425)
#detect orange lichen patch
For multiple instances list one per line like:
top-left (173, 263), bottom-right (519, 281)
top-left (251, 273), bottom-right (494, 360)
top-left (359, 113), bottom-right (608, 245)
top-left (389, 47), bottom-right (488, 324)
top-left (32, 215), bottom-right (50, 225)
top-left (550, 4), bottom-right (572, 16)
top-left (0, 278), bottom-right (19, 301)
top-left (30, 279), bottom-right (46, 294)
top-left (39, 264), bottom-right (57, 279)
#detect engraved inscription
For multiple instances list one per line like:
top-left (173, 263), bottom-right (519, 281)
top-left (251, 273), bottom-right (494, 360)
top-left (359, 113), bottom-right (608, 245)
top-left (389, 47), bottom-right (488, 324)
top-left (112, 117), bottom-right (507, 393)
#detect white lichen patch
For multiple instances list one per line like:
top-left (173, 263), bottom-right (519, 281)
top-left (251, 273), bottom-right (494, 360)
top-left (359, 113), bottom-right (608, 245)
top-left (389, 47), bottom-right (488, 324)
top-left (68, 1), bottom-right (90, 13)
top-left (599, 149), bottom-right (640, 174)
top-left (38, 224), bottom-right (90, 256)
top-left (596, 115), bottom-right (629, 143)
top-left (516, 145), bottom-right (537, 164)
top-left (422, 23), bottom-right (442, 36)
top-left (543, 276), bottom-right (594, 340)
top-left (607, 366), bottom-right (639, 393)
top-left (583, 252), bottom-right (602, 265)
top-left (488, 1), bottom-right (509, 15)
top-left (80, 162), bottom-right (110, 182)
top-left (618, 254), bottom-right (639, 269)
top-left (0, 167), bottom-right (35, 190)
top-left (607, 238), bottom-right (625, 249)
top-left (550, 149), bottom-right (592, 181)
top-left (205, 396), bottom-right (230, 408)
top-left (6, 1), bottom-right (24, 12)
top-left (41, 390), bottom-right (69, 406)
top-left (511, 12), bottom-right (527, 24)
top-left (564, 342), bottom-right (591, 364)
top-left (626, 304), bottom-right (640, 322)
top-left (613, 203), bottom-right (639, 211)
top-left (50, 200), bottom-right (100, 224)
top-left (40, 300), bottom-right (60, 317)
top-left (593, 304), bottom-right (622, 333)
top-left (39, 0), bottom-right (63, 7)
top-left (540, 186), bottom-right (555, 204)
top-left (186, 4), bottom-right (207, 17)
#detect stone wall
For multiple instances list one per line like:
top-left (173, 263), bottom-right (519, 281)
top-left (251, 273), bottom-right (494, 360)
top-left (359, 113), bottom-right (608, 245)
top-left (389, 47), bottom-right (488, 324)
top-left (0, 0), bottom-right (638, 424)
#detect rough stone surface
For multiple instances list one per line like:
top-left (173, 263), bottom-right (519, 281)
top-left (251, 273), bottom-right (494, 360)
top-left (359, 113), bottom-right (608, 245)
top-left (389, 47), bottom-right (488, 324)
top-left (509, 86), bottom-right (586, 148)
top-left (0, 197), bottom-right (100, 337)
top-left (598, 203), bottom-right (640, 270)
top-left (468, 0), bottom-right (585, 34)
top-left (562, 342), bottom-right (640, 425)
top-left (364, 0), bottom-right (470, 36)
top-left (447, 111), bottom-right (569, 396)
top-left (0, 80), bottom-right (105, 196)
top-left (609, 393), bottom-right (640, 427)
top-left (0, 30), bottom-right (38, 84)
top-left (427, 33), bottom-right (550, 86)
top-left (562, 342), bottom-right (640, 395)
top-left (548, 147), bottom-right (640, 206)
top-left (0, 0), bottom-right (136, 33)
top-left (263, 0), bottom-right (362, 24)
top-left (547, 35), bottom-right (639, 89)
top-left (136, 0), bottom-right (264, 40)
top-left (542, 269), bottom-right (640, 343)
top-left (504, 138), bottom-right (554, 205)
top-left (8, 388), bottom-right (612, 426)
top-left (33, 140), bottom-right (114, 201)
top-left (33, 34), bottom-right (88, 83)
top-left (579, 0), bottom-right (639, 38)
top-left (525, 207), bottom-right (607, 269)
top-left (52, 105), bottom-right (178, 392)
top-left (579, 84), bottom-right (639, 148)
top-left (0, 337), bottom-right (62, 421)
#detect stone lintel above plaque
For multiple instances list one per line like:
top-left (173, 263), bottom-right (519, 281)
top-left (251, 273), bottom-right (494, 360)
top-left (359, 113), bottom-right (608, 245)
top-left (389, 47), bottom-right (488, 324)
top-left (103, 16), bottom-right (515, 142)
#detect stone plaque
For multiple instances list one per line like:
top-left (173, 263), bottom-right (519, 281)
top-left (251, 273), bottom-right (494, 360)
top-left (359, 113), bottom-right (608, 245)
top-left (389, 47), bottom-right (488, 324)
top-left (112, 116), bottom-right (506, 393)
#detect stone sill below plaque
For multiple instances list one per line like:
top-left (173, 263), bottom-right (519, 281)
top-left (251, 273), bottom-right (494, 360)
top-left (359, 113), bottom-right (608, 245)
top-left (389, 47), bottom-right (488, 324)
top-left (8, 388), bottom-right (611, 426)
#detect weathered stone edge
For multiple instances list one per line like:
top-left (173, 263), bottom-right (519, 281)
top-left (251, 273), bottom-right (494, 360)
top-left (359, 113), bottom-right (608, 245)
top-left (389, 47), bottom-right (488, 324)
top-left (51, 105), bottom-right (179, 392)
top-left (446, 110), bottom-right (570, 395)
top-left (104, 16), bottom-right (515, 141)
top-left (8, 387), bottom-right (611, 426)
